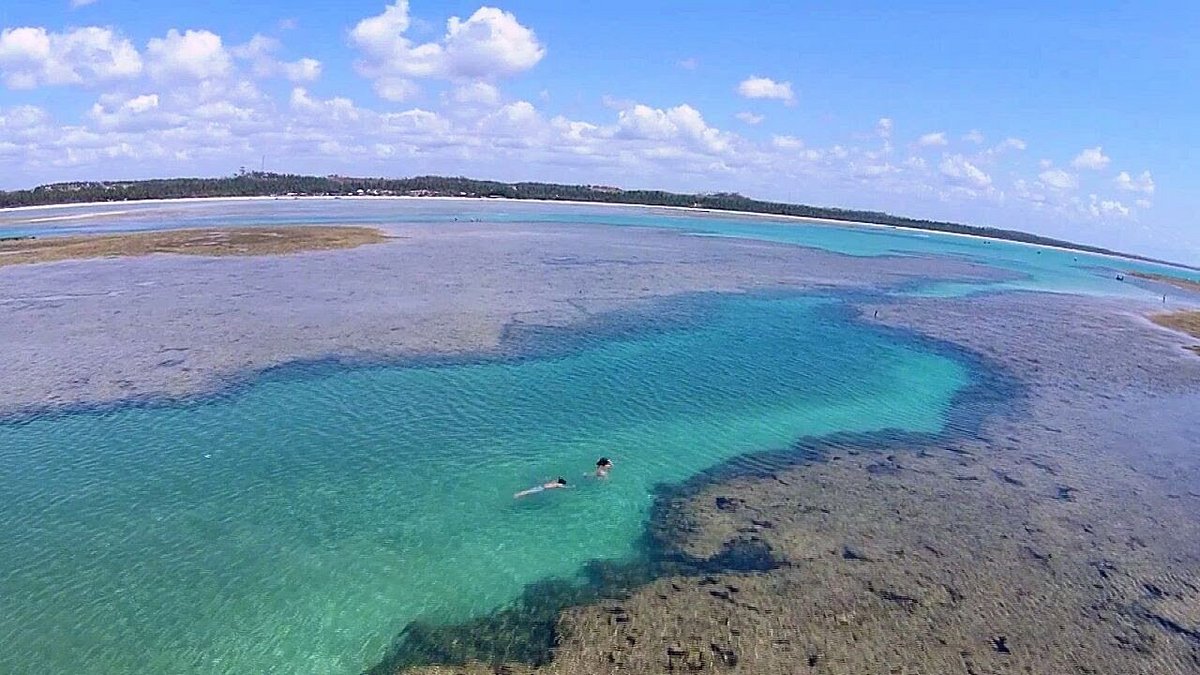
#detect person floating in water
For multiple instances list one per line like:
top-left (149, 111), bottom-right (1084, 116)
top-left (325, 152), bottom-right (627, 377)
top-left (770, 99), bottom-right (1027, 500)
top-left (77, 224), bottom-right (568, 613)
top-left (514, 477), bottom-right (568, 499)
top-left (594, 457), bottom-right (614, 478)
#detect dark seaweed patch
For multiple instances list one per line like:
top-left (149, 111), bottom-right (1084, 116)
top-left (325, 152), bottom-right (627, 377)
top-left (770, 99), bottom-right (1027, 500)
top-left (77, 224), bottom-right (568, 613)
top-left (365, 537), bottom-right (784, 674)
top-left (360, 298), bottom-right (1020, 673)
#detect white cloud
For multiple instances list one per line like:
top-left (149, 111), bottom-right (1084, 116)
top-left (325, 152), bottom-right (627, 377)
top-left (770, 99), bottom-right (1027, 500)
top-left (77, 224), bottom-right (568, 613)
top-left (443, 8), bottom-right (545, 77)
top-left (289, 87), bottom-right (361, 122)
top-left (231, 35), bottom-right (322, 82)
top-left (1071, 146), bottom-right (1110, 170)
top-left (146, 29), bottom-right (232, 80)
top-left (121, 93), bottom-right (159, 114)
top-left (1135, 198), bottom-right (1152, 209)
top-left (1038, 168), bottom-right (1077, 190)
top-left (451, 81), bottom-right (500, 105)
top-left (939, 154), bottom-right (991, 188)
top-left (736, 76), bottom-right (794, 104)
top-left (917, 131), bottom-right (948, 147)
top-left (284, 58), bottom-right (322, 83)
top-left (963, 129), bottom-right (984, 144)
top-left (374, 77), bottom-right (420, 102)
top-left (1088, 194), bottom-right (1129, 217)
top-left (735, 111), bottom-right (763, 125)
top-left (771, 135), bottom-right (804, 150)
top-left (350, 1), bottom-right (544, 99)
top-left (0, 104), bottom-right (49, 131)
top-left (876, 117), bottom-right (893, 138)
top-left (71, 0), bottom-right (99, 7)
top-left (1038, 158), bottom-right (1052, 169)
top-left (0, 26), bottom-right (141, 88)
top-left (614, 102), bottom-right (733, 154)
top-left (1115, 170), bottom-right (1154, 195)
top-left (678, 57), bottom-right (698, 70)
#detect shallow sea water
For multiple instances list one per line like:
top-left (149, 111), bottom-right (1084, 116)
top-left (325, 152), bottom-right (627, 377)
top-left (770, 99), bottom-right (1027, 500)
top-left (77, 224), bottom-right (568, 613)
top-left (0, 293), bottom-right (966, 673)
top-left (0, 199), bottom-right (1192, 674)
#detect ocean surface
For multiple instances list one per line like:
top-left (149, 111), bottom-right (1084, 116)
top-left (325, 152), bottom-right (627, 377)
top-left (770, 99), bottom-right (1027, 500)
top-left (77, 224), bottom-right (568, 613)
top-left (2, 198), bottom-right (1196, 298)
top-left (0, 199), bottom-right (1191, 673)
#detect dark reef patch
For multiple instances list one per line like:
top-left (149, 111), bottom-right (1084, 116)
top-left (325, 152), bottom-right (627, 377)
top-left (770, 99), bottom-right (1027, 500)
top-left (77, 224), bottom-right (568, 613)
top-left (361, 302), bottom-right (1021, 673)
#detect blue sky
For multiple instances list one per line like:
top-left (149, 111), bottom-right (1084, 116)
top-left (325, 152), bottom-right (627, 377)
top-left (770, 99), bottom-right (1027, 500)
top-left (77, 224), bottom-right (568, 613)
top-left (1, 1), bottom-right (1196, 262)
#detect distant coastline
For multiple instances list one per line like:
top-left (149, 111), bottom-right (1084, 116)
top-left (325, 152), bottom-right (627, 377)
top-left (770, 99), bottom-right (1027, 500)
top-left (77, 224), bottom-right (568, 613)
top-left (2, 172), bottom-right (1196, 271)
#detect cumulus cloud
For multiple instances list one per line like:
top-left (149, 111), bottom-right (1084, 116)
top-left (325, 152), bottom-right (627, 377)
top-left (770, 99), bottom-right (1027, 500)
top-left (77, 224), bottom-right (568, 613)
top-left (939, 154), bottom-right (991, 189)
top-left (351, 0), bottom-right (544, 99)
top-left (374, 77), bottom-right (420, 102)
top-left (678, 57), bottom-right (698, 70)
top-left (0, 26), bottom-right (142, 88)
top-left (1115, 170), bottom-right (1154, 195)
top-left (284, 58), bottom-right (322, 82)
top-left (451, 81), bottom-right (501, 105)
top-left (87, 93), bottom-right (173, 129)
top-left (232, 35), bottom-right (322, 82)
top-left (1087, 194), bottom-right (1129, 217)
top-left (290, 87), bottom-right (361, 122)
top-left (917, 131), bottom-right (947, 147)
top-left (735, 111), bottom-right (763, 125)
top-left (613, 102), bottom-right (733, 155)
top-left (71, 0), bottom-right (100, 7)
top-left (0, 104), bottom-right (49, 131)
top-left (147, 29), bottom-right (232, 80)
top-left (1038, 168), bottom-right (1077, 190)
top-left (736, 76), bottom-right (794, 104)
top-left (1071, 146), bottom-right (1110, 170)
top-left (963, 129), bottom-right (984, 144)
top-left (876, 117), bottom-right (893, 138)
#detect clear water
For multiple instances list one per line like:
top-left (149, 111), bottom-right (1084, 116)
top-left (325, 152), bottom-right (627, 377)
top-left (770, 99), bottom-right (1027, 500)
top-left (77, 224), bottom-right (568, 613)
top-left (0, 199), bottom-right (1190, 673)
top-left (2, 197), bottom-right (1194, 298)
top-left (0, 294), bottom-right (968, 674)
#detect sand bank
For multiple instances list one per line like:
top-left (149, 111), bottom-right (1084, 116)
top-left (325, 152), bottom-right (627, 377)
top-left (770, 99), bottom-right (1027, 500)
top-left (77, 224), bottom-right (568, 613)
top-left (0, 226), bottom-right (388, 267)
top-left (1150, 310), bottom-right (1200, 355)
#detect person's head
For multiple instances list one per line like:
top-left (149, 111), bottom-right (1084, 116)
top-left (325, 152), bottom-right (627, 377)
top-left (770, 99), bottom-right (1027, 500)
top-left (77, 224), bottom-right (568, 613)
top-left (596, 457), bottom-right (613, 468)
top-left (556, 477), bottom-right (568, 486)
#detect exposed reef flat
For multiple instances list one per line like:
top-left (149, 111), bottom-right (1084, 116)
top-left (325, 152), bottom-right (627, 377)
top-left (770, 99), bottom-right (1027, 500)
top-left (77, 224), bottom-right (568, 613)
top-left (1131, 271), bottom-right (1200, 294)
top-left (0, 226), bottom-right (389, 267)
top-left (400, 293), bottom-right (1200, 675)
top-left (0, 220), bottom-right (1008, 417)
top-left (1151, 310), bottom-right (1200, 355)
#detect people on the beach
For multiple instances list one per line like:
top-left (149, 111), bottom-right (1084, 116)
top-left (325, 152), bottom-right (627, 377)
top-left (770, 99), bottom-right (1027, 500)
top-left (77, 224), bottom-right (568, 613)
top-left (594, 457), bottom-right (614, 478)
top-left (514, 477), bottom-right (568, 499)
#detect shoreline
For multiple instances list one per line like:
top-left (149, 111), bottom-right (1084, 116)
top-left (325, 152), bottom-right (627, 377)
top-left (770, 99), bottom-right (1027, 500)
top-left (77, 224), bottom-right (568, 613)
top-left (1, 194), bottom-right (1192, 272)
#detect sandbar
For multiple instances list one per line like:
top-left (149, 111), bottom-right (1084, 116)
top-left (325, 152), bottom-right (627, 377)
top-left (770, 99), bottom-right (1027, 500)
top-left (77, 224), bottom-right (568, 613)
top-left (0, 225), bottom-right (389, 267)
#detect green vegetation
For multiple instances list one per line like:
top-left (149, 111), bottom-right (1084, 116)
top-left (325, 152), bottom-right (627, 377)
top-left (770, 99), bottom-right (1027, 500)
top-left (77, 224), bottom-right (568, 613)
top-left (2, 172), bottom-right (1193, 269)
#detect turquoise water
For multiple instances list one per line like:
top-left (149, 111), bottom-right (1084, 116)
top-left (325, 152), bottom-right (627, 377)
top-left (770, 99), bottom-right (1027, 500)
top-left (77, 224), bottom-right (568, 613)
top-left (2, 198), bottom-right (1194, 298)
top-left (0, 294), bottom-right (969, 674)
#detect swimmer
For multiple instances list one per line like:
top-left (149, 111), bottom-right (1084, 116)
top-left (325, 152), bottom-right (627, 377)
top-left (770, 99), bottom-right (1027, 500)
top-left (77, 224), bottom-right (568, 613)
top-left (514, 477), bottom-right (568, 499)
top-left (594, 457), bottom-right (614, 478)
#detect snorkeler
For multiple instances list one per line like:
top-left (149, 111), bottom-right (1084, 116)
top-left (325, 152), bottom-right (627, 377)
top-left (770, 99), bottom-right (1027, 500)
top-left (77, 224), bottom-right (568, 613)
top-left (514, 477), bottom-right (569, 499)
top-left (594, 457), bottom-right (614, 478)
